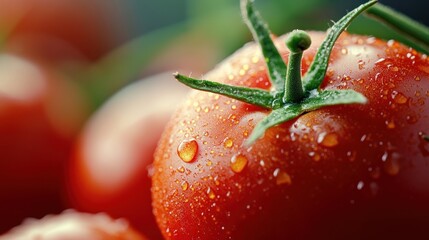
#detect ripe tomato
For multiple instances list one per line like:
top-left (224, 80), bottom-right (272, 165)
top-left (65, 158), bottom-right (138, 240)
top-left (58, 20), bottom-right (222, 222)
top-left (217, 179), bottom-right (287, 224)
top-left (0, 210), bottom-right (146, 240)
top-left (0, 0), bottom-right (128, 61)
top-left (66, 73), bottom-right (189, 239)
top-left (0, 53), bottom-right (88, 233)
top-left (151, 26), bottom-right (429, 240)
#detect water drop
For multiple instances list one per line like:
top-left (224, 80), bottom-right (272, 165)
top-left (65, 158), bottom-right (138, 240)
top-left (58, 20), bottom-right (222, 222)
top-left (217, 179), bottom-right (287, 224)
top-left (357, 181), bottom-right (364, 190)
top-left (383, 152), bottom-right (401, 175)
top-left (223, 137), bottom-right (234, 148)
top-left (181, 181), bottom-right (189, 191)
top-left (177, 139), bottom-right (198, 163)
top-left (207, 187), bottom-right (216, 199)
top-left (308, 151), bottom-right (321, 161)
top-left (230, 154), bottom-right (248, 173)
top-left (273, 168), bottom-right (292, 185)
top-left (317, 132), bottom-right (339, 147)
top-left (392, 91), bottom-right (408, 104)
top-left (385, 119), bottom-right (395, 129)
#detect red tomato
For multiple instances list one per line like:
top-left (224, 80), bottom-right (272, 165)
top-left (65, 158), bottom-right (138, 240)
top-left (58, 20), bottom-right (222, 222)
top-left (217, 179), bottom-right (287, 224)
top-left (0, 0), bottom-right (128, 61)
top-left (0, 53), bottom-right (88, 234)
top-left (66, 73), bottom-right (189, 239)
top-left (152, 31), bottom-right (429, 239)
top-left (0, 210), bottom-right (146, 240)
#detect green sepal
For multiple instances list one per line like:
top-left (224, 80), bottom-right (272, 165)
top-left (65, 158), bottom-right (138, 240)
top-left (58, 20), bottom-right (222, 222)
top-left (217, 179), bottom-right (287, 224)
top-left (241, 0), bottom-right (287, 93)
top-left (424, 135), bottom-right (429, 142)
top-left (365, 4), bottom-right (429, 55)
top-left (245, 105), bottom-right (303, 146)
top-left (245, 89), bottom-right (367, 145)
top-left (302, 0), bottom-right (377, 92)
top-left (175, 73), bottom-right (274, 108)
top-left (301, 89), bottom-right (367, 111)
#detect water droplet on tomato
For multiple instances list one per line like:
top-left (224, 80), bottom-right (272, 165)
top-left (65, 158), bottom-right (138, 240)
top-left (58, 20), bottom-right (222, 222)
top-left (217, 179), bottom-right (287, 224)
top-left (177, 139), bottom-right (198, 163)
top-left (392, 91), bottom-right (408, 104)
top-left (382, 152), bottom-right (401, 176)
top-left (308, 151), bottom-right (321, 161)
top-left (223, 137), bottom-right (234, 148)
top-left (230, 154), bottom-right (248, 173)
top-left (385, 119), bottom-right (396, 129)
top-left (181, 181), bottom-right (189, 191)
top-left (357, 181), bottom-right (364, 190)
top-left (317, 132), bottom-right (339, 147)
top-left (273, 168), bottom-right (292, 185)
top-left (207, 187), bottom-right (216, 199)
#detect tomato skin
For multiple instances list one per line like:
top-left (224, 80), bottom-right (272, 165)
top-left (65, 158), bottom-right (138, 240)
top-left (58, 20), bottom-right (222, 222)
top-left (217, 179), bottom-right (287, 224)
top-left (152, 32), bottom-right (429, 239)
top-left (0, 210), bottom-right (147, 240)
top-left (0, 53), bottom-right (88, 234)
top-left (66, 73), bottom-right (189, 240)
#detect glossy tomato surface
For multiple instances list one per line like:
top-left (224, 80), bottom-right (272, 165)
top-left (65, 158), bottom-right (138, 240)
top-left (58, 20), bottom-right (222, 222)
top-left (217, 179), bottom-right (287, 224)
top-left (0, 53), bottom-right (88, 234)
top-left (152, 32), bottom-right (429, 239)
top-left (0, 210), bottom-right (146, 240)
top-left (67, 73), bottom-right (189, 239)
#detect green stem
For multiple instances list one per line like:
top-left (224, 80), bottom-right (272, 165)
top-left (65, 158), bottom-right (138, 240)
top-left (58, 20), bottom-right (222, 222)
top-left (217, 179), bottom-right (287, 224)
top-left (366, 4), bottom-right (429, 53)
top-left (283, 30), bottom-right (311, 103)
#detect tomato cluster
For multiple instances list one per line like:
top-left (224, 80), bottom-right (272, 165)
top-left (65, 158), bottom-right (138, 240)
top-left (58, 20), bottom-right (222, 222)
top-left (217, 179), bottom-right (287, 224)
top-left (1, 0), bottom-right (428, 240)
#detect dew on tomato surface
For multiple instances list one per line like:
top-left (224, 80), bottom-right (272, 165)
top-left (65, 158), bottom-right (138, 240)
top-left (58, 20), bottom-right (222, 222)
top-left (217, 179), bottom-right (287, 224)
top-left (223, 137), bottom-right (234, 148)
top-left (273, 168), bottom-right (292, 185)
top-left (392, 91), bottom-right (408, 104)
top-left (308, 151), bottom-right (321, 161)
top-left (356, 181), bottom-right (364, 190)
top-left (177, 139), bottom-right (198, 163)
top-left (181, 181), bottom-right (189, 191)
top-left (385, 119), bottom-right (396, 129)
top-left (317, 132), bottom-right (339, 147)
top-left (382, 151), bottom-right (401, 176)
top-left (230, 154), bottom-right (248, 173)
top-left (207, 187), bottom-right (216, 199)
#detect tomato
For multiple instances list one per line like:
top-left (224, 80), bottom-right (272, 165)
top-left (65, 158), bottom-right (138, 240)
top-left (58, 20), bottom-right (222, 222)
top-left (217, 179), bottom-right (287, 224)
top-left (151, 10), bottom-right (429, 240)
top-left (66, 73), bottom-right (189, 239)
top-left (0, 53), bottom-right (88, 233)
top-left (0, 0), bottom-right (128, 61)
top-left (0, 210), bottom-right (146, 240)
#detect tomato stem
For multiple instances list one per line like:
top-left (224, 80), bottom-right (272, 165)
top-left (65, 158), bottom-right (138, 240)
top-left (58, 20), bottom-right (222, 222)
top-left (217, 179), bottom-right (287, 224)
top-left (365, 4), bottom-right (429, 55)
top-left (283, 30), bottom-right (311, 103)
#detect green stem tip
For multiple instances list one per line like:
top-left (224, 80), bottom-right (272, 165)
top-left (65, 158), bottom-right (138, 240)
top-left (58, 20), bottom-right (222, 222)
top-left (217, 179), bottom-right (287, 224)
top-left (283, 30), bottom-right (311, 104)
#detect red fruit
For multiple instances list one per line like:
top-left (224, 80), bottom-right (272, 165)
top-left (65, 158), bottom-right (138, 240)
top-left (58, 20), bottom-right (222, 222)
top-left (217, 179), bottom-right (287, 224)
top-left (67, 73), bottom-right (189, 239)
top-left (0, 0), bottom-right (128, 61)
top-left (151, 24), bottom-right (429, 240)
top-left (0, 210), bottom-right (146, 240)
top-left (0, 53), bottom-right (88, 233)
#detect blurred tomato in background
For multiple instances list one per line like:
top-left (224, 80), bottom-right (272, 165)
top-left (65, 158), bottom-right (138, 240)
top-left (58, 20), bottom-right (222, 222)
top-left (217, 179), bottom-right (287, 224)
top-left (0, 210), bottom-right (147, 240)
top-left (0, 0), bottom-right (131, 63)
top-left (0, 53), bottom-right (89, 234)
top-left (67, 74), bottom-right (189, 239)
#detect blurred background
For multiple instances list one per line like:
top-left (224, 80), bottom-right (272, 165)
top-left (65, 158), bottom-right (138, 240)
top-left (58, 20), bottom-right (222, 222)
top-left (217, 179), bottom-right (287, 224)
top-left (0, 0), bottom-right (428, 239)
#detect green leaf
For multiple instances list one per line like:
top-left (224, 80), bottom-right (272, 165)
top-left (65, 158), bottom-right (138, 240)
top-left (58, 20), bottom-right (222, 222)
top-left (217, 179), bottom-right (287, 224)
top-left (365, 4), bottom-right (429, 55)
top-left (175, 74), bottom-right (274, 108)
top-left (302, 0), bottom-right (377, 92)
top-left (245, 105), bottom-right (303, 146)
top-left (301, 89), bottom-right (367, 111)
top-left (241, 0), bottom-right (287, 93)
